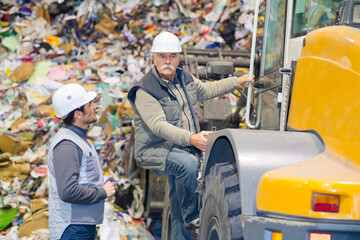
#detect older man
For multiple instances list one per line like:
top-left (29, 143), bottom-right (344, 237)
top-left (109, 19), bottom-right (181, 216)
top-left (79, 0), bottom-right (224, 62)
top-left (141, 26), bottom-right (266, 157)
top-left (128, 31), bottom-right (253, 239)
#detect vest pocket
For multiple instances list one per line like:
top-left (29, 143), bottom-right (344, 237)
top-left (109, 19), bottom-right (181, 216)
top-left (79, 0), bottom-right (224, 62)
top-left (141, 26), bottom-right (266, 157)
top-left (136, 144), bottom-right (169, 169)
top-left (82, 156), bottom-right (100, 183)
top-left (85, 157), bottom-right (97, 172)
top-left (162, 103), bottom-right (181, 124)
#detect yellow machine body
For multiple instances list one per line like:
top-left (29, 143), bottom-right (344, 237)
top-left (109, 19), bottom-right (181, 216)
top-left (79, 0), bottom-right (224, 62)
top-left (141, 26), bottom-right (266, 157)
top-left (257, 26), bottom-right (360, 219)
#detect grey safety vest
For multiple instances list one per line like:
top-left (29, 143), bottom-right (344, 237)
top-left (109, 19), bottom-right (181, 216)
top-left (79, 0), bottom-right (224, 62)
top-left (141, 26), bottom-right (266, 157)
top-left (47, 128), bottom-right (104, 240)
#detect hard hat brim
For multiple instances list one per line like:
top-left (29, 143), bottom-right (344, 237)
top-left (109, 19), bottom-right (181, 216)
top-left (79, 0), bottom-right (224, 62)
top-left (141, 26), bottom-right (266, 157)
top-left (151, 48), bottom-right (182, 53)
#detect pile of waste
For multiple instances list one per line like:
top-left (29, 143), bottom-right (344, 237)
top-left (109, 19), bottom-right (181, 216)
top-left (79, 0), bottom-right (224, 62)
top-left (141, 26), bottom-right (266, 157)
top-left (0, 0), bottom-right (265, 239)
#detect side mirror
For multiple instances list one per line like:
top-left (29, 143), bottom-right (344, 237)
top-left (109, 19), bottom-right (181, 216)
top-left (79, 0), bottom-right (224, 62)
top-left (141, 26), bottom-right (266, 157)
top-left (206, 61), bottom-right (234, 80)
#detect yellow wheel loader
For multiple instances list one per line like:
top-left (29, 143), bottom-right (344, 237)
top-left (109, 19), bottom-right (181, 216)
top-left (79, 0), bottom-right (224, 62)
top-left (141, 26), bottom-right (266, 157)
top-left (196, 0), bottom-right (360, 239)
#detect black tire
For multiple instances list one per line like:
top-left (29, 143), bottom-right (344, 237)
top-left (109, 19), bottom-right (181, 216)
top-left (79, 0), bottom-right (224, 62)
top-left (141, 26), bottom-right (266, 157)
top-left (199, 163), bottom-right (242, 240)
top-left (161, 182), bottom-right (171, 240)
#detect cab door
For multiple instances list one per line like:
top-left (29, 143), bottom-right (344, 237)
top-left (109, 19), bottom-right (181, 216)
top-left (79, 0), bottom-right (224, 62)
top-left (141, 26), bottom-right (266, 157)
top-left (258, 0), bottom-right (287, 130)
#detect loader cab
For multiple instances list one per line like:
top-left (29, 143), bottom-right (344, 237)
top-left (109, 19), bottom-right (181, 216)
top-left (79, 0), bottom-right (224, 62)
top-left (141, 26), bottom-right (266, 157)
top-left (260, 0), bottom-right (342, 130)
top-left (284, 0), bottom-right (359, 64)
top-left (283, 0), bottom-right (342, 67)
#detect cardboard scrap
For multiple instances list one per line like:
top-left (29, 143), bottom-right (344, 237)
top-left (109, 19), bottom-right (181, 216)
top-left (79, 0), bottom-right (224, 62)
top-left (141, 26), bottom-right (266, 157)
top-left (36, 104), bottom-right (55, 118)
top-left (0, 133), bottom-right (33, 155)
top-left (10, 62), bottom-right (35, 82)
top-left (0, 161), bottom-right (31, 181)
top-left (59, 43), bottom-right (76, 55)
top-left (95, 15), bottom-right (119, 36)
top-left (17, 207), bottom-right (49, 238)
top-left (30, 199), bottom-right (47, 212)
top-left (10, 117), bottom-right (27, 131)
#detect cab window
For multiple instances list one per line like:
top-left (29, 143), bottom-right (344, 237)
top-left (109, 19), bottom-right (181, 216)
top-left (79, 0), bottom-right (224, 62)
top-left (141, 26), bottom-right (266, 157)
top-left (259, 0), bottom-right (288, 130)
top-left (354, 4), bottom-right (360, 23)
top-left (291, 0), bottom-right (341, 37)
top-left (263, 0), bottom-right (287, 74)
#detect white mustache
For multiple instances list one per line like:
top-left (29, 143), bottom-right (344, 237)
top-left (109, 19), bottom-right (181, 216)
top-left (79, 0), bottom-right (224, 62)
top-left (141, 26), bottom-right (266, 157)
top-left (160, 65), bottom-right (175, 71)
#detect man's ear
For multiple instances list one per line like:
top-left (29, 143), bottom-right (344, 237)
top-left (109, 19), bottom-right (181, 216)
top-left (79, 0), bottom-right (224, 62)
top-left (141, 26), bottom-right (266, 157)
top-left (74, 110), bottom-right (82, 119)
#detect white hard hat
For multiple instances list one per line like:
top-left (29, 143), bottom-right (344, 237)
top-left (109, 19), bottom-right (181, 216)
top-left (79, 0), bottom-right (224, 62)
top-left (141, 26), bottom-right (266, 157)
top-left (52, 83), bottom-right (97, 118)
top-left (151, 31), bottom-right (182, 53)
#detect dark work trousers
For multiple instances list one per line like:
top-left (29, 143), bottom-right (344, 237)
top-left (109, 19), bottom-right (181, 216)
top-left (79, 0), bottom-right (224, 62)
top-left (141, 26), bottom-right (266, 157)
top-left (154, 146), bottom-right (200, 240)
top-left (60, 224), bottom-right (96, 240)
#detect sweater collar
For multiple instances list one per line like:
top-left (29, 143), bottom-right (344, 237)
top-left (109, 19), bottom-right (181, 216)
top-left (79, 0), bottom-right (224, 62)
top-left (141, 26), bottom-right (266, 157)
top-left (64, 124), bottom-right (88, 139)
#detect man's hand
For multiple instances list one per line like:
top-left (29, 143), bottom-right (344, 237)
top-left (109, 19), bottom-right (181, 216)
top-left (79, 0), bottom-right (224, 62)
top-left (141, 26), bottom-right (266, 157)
top-left (237, 74), bottom-right (254, 89)
top-left (103, 181), bottom-right (116, 198)
top-left (190, 131), bottom-right (209, 152)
